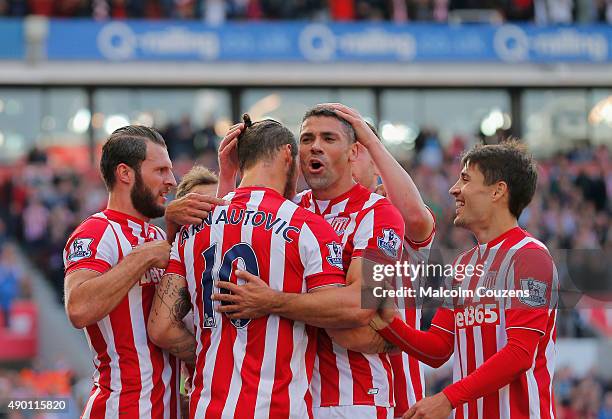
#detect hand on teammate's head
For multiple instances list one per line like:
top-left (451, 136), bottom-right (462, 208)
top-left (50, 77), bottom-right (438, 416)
top-left (165, 193), bottom-right (228, 226)
top-left (218, 122), bottom-right (244, 176)
top-left (318, 102), bottom-right (379, 148)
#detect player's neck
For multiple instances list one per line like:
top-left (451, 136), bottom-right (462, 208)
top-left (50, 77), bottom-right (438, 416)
top-left (311, 173), bottom-right (356, 201)
top-left (107, 192), bottom-right (150, 222)
top-left (471, 210), bottom-right (518, 245)
top-left (239, 168), bottom-right (285, 196)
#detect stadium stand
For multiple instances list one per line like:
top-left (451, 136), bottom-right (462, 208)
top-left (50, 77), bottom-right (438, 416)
top-left (1, 0), bottom-right (611, 24)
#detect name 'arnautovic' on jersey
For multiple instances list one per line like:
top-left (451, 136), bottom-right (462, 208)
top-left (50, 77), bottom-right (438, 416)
top-left (63, 209), bottom-right (180, 419)
top-left (165, 186), bottom-right (346, 419)
top-left (295, 183), bottom-right (406, 409)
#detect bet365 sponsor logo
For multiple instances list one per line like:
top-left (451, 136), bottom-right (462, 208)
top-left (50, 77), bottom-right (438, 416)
top-left (140, 267), bottom-right (164, 286)
top-left (455, 303), bottom-right (500, 328)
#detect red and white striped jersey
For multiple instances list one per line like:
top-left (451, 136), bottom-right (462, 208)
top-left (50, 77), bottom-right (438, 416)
top-left (295, 183), bottom-right (405, 408)
top-left (165, 186), bottom-right (346, 419)
top-left (63, 209), bottom-right (180, 419)
top-left (390, 222), bottom-right (436, 417)
top-left (432, 227), bottom-right (558, 419)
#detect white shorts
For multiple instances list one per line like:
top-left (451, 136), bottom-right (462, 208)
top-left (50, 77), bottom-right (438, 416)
top-left (313, 405), bottom-right (394, 419)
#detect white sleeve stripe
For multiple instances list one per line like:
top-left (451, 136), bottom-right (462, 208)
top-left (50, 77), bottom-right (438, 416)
top-left (298, 223), bottom-right (324, 277)
top-left (505, 326), bottom-right (545, 335)
top-left (97, 224), bottom-right (120, 266)
top-left (430, 323), bottom-right (455, 335)
top-left (352, 208), bottom-right (375, 250)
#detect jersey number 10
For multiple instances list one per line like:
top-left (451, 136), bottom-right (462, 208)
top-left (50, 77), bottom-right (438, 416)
top-left (201, 242), bottom-right (260, 329)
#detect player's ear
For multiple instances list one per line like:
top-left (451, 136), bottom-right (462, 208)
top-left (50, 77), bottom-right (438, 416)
top-left (492, 181), bottom-right (508, 202)
top-left (116, 163), bottom-right (135, 186)
top-left (348, 141), bottom-right (358, 163)
top-left (283, 144), bottom-right (293, 165)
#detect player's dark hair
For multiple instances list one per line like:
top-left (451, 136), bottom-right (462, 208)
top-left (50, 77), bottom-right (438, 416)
top-left (461, 139), bottom-right (537, 219)
top-left (302, 106), bottom-right (356, 143)
top-left (100, 125), bottom-right (167, 190)
top-left (237, 113), bottom-right (297, 172)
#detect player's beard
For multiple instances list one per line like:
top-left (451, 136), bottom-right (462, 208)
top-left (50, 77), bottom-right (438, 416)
top-left (302, 167), bottom-right (335, 191)
top-left (131, 170), bottom-right (165, 219)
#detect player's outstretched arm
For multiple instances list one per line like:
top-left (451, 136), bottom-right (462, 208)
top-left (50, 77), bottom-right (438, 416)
top-left (213, 264), bottom-right (373, 329)
top-left (403, 328), bottom-right (542, 419)
top-left (64, 240), bottom-right (171, 329)
top-left (371, 308), bottom-right (455, 368)
top-left (326, 103), bottom-right (434, 243)
top-left (317, 257), bottom-right (392, 353)
top-left (164, 193), bottom-right (228, 244)
top-left (324, 322), bottom-right (393, 354)
top-left (147, 274), bottom-right (196, 366)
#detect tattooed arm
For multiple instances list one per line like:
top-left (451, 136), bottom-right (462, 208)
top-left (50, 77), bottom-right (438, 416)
top-left (147, 274), bottom-right (196, 366)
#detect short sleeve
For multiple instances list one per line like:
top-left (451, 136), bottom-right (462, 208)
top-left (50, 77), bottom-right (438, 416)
top-left (505, 247), bottom-right (556, 335)
top-left (165, 231), bottom-right (186, 278)
top-left (64, 217), bottom-right (119, 275)
top-left (299, 216), bottom-right (346, 291)
top-left (352, 202), bottom-right (405, 262)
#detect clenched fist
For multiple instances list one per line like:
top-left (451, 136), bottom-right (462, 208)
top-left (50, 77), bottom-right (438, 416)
top-left (132, 240), bottom-right (172, 269)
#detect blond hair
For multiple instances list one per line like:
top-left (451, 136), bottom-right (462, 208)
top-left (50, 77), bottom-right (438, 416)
top-left (176, 166), bottom-right (218, 198)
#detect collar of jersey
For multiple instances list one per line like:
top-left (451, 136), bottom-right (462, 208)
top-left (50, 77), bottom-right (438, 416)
top-left (480, 226), bottom-right (523, 250)
top-left (234, 185), bottom-right (283, 198)
top-left (313, 182), bottom-right (364, 211)
top-left (103, 208), bottom-right (149, 228)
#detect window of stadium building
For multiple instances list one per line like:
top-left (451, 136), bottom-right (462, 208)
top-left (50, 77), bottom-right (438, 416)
top-left (92, 88), bottom-right (231, 160)
top-left (380, 89), bottom-right (511, 153)
top-left (522, 89), bottom-right (590, 157)
top-left (0, 89), bottom-right (41, 163)
top-left (0, 88), bottom-right (88, 164)
top-left (241, 89), bottom-right (375, 135)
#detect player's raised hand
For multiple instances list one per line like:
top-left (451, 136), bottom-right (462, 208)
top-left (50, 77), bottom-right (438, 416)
top-left (403, 393), bottom-right (452, 419)
top-left (212, 269), bottom-right (278, 319)
top-left (165, 192), bottom-right (228, 226)
top-left (218, 122), bottom-right (244, 177)
top-left (132, 240), bottom-right (171, 269)
top-left (319, 102), bottom-right (379, 149)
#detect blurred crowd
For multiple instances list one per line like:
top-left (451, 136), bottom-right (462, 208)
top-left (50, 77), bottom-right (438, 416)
top-left (0, 0), bottom-right (611, 24)
top-left (0, 366), bottom-right (83, 418)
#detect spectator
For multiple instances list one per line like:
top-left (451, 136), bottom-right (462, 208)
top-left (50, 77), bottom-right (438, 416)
top-left (0, 244), bottom-right (20, 329)
top-left (330, 0), bottom-right (355, 20)
top-left (21, 194), bottom-right (49, 255)
top-left (534, 0), bottom-right (574, 23)
top-left (600, 391), bottom-right (612, 419)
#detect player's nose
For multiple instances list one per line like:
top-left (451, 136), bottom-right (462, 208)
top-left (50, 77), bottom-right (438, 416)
top-left (310, 137), bottom-right (324, 153)
top-left (449, 180), bottom-right (460, 196)
top-left (166, 172), bottom-right (177, 187)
